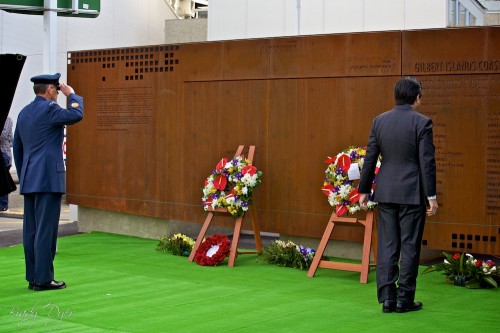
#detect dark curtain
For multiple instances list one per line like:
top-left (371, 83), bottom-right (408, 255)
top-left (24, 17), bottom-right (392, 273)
top-left (0, 54), bottom-right (26, 195)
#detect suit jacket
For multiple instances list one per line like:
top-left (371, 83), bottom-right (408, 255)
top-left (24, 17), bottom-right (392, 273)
top-left (358, 104), bottom-right (436, 205)
top-left (13, 94), bottom-right (83, 194)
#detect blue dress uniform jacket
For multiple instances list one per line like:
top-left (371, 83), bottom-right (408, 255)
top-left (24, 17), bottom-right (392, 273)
top-left (13, 93), bottom-right (84, 194)
top-left (13, 92), bottom-right (83, 286)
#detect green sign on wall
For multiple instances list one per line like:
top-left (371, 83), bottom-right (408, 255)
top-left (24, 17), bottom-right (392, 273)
top-left (0, 0), bottom-right (100, 18)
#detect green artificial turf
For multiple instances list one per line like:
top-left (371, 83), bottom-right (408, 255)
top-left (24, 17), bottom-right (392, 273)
top-left (0, 232), bottom-right (499, 332)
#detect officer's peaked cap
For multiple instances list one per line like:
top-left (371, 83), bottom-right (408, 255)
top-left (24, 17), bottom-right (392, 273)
top-left (30, 73), bottom-right (61, 89)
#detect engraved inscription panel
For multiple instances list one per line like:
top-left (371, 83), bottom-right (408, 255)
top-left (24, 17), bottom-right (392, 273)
top-left (96, 87), bottom-right (153, 131)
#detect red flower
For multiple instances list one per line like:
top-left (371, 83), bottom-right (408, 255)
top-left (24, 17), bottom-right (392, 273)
top-left (216, 158), bottom-right (228, 171)
top-left (321, 184), bottom-right (334, 197)
top-left (194, 234), bottom-right (231, 266)
top-left (225, 189), bottom-right (236, 200)
top-left (348, 188), bottom-right (360, 203)
top-left (336, 204), bottom-right (347, 217)
top-left (452, 253), bottom-right (461, 260)
top-left (324, 156), bottom-right (335, 164)
top-left (214, 174), bottom-right (227, 191)
top-left (241, 165), bottom-right (257, 176)
top-left (336, 154), bottom-right (351, 173)
top-left (475, 260), bottom-right (483, 267)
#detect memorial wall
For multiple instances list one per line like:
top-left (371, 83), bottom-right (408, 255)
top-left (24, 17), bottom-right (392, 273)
top-left (66, 26), bottom-right (500, 255)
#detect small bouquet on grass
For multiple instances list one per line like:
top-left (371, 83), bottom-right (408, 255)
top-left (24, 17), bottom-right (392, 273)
top-left (423, 252), bottom-right (499, 288)
top-left (258, 240), bottom-right (317, 270)
top-left (156, 233), bottom-right (195, 257)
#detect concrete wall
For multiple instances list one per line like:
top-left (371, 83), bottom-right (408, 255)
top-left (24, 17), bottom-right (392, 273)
top-left (165, 18), bottom-right (207, 44)
top-left (77, 207), bottom-right (231, 241)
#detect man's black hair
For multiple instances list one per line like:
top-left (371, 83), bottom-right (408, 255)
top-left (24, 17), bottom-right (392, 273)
top-left (394, 76), bottom-right (422, 105)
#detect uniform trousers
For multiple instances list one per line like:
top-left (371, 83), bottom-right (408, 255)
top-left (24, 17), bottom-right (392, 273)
top-left (22, 192), bottom-right (63, 284)
top-left (376, 202), bottom-right (426, 303)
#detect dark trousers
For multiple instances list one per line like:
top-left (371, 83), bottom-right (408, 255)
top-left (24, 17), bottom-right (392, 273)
top-left (376, 202), bottom-right (426, 303)
top-left (22, 192), bottom-right (63, 284)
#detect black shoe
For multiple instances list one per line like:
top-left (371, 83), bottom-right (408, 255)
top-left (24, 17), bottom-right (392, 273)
top-left (28, 282), bottom-right (34, 290)
top-left (33, 280), bottom-right (66, 291)
top-left (382, 300), bottom-right (396, 313)
top-left (395, 300), bottom-right (423, 313)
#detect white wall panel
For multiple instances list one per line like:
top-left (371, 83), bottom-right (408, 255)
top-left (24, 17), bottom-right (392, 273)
top-left (113, 2), bottom-right (150, 47)
top-left (247, 0), bottom-right (286, 39)
top-left (324, 0), bottom-right (364, 34)
top-left (208, 0), bottom-right (247, 40)
top-left (208, 0), bottom-right (450, 41)
top-left (284, 0), bottom-right (299, 36)
top-left (364, 0), bottom-right (405, 32)
top-left (299, 0), bottom-right (324, 35)
top-left (1, 13), bottom-right (43, 55)
top-left (405, 0), bottom-right (447, 30)
top-left (66, 1), bottom-right (115, 51)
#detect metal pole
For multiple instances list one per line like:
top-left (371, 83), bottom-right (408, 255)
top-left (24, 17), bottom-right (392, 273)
top-left (43, 0), bottom-right (57, 73)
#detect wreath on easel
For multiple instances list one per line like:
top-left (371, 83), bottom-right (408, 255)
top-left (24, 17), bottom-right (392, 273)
top-left (194, 234), bottom-right (231, 266)
top-left (321, 146), bottom-right (381, 216)
top-left (201, 156), bottom-right (263, 218)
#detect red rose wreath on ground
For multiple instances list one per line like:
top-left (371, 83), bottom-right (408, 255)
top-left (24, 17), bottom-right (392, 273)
top-left (194, 234), bottom-right (231, 266)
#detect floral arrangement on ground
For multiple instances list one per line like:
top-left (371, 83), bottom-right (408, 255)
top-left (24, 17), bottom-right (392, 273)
top-left (322, 146), bottom-right (381, 216)
top-left (258, 240), bottom-right (317, 270)
top-left (423, 252), bottom-right (500, 288)
top-left (156, 233), bottom-right (195, 257)
top-left (194, 234), bottom-right (231, 266)
top-left (202, 156), bottom-right (263, 218)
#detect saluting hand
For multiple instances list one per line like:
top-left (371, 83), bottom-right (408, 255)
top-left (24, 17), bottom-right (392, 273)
top-left (59, 83), bottom-right (75, 97)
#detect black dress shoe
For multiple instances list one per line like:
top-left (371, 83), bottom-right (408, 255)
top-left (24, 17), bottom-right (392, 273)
top-left (28, 282), bottom-right (34, 290)
top-left (382, 300), bottom-right (396, 313)
top-left (33, 280), bottom-right (66, 291)
top-left (395, 300), bottom-right (423, 313)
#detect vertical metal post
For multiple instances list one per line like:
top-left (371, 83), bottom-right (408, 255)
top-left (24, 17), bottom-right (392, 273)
top-left (43, 0), bottom-right (57, 73)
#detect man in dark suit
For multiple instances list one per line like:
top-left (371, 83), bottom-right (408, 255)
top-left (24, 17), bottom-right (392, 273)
top-left (13, 73), bottom-right (83, 291)
top-left (358, 77), bottom-right (438, 313)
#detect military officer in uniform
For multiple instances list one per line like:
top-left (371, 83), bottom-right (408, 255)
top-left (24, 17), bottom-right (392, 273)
top-left (13, 73), bottom-right (84, 291)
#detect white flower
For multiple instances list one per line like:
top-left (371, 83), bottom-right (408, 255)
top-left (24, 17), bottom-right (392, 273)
top-left (242, 186), bottom-right (248, 195)
top-left (338, 185), bottom-right (351, 199)
top-left (328, 193), bottom-right (338, 206)
top-left (241, 173), bottom-right (258, 187)
top-left (349, 205), bottom-right (360, 214)
top-left (444, 259), bottom-right (450, 265)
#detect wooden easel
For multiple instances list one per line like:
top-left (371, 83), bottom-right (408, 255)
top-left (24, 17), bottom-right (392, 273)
top-left (306, 210), bottom-right (375, 283)
top-left (188, 145), bottom-right (262, 267)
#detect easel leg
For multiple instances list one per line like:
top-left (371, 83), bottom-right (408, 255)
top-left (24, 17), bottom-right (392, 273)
top-left (188, 212), bottom-right (214, 262)
top-left (359, 216), bottom-right (373, 283)
top-left (228, 216), bottom-right (243, 267)
top-left (249, 207), bottom-right (262, 253)
top-left (307, 221), bottom-right (335, 277)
